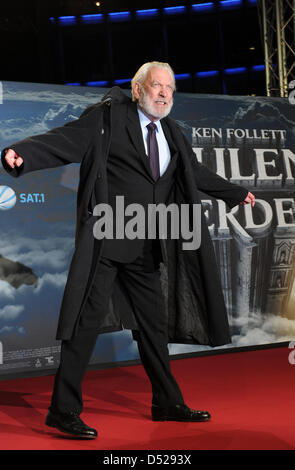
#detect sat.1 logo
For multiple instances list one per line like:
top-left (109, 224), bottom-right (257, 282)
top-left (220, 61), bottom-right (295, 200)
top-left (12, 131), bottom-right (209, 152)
top-left (0, 186), bottom-right (17, 210)
top-left (0, 185), bottom-right (45, 210)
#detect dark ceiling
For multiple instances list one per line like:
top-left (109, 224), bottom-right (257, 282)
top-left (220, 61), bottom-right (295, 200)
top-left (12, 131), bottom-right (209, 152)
top-left (0, 0), bottom-right (266, 96)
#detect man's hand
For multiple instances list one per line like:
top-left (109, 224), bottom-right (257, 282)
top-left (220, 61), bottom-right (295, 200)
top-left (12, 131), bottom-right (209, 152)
top-left (4, 148), bottom-right (23, 169)
top-left (240, 191), bottom-right (255, 207)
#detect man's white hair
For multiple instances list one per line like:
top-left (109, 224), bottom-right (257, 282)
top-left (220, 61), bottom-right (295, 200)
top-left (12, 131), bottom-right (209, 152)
top-left (131, 61), bottom-right (176, 101)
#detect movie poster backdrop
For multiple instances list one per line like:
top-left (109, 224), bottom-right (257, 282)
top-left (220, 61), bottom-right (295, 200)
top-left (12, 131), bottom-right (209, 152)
top-left (0, 81), bottom-right (294, 376)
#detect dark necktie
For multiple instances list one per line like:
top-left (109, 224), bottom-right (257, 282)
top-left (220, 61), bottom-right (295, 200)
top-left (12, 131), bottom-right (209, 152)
top-left (147, 122), bottom-right (160, 181)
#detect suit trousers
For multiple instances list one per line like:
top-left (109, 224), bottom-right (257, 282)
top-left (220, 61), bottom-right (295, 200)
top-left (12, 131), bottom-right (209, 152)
top-left (49, 252), bottom-right (184, 415)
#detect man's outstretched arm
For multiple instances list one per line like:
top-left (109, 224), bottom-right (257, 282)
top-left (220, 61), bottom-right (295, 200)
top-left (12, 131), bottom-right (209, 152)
top-left (1, 104), bottom-right (101, 178)
top-left (180, 130), bottom-right (255, 209)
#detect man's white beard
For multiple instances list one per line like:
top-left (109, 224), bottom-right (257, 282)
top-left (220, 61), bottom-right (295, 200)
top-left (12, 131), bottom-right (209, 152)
top-left (138, 88), bottom-right (173, 120)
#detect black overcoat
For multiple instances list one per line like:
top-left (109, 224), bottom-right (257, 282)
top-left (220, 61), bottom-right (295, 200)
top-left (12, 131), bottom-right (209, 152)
top-left (1, 87), bottom-right (248, 345)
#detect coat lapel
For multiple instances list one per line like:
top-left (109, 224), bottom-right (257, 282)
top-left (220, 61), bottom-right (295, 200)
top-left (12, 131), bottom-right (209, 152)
top-left (126, 102), bottom-right (154, 179)
top-left (162, 117), bottom-right (188, 173)
top-left (160, 118), bottom-right (178, 161)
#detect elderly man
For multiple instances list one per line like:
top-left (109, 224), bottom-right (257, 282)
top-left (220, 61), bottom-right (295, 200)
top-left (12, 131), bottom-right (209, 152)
top-left (2, 62), bottom-right (255, 439)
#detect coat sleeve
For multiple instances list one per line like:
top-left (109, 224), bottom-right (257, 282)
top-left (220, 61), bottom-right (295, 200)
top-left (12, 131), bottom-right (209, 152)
top-left (182, 131), bottom-right (249, 209)
top-left (1, 103), bottom-right (102, 178)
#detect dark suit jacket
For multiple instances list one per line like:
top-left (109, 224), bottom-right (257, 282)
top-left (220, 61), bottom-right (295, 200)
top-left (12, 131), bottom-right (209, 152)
top-left (101, 100), bottom-right (179, 262)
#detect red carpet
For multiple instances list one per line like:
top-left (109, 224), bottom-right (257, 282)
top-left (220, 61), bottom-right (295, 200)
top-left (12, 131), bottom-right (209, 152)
top-left (0, 346), bottom-right (294, 450)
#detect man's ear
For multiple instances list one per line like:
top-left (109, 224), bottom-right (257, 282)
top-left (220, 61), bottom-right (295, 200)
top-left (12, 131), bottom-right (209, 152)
top-left (133, 82), bottom-right (141, 101)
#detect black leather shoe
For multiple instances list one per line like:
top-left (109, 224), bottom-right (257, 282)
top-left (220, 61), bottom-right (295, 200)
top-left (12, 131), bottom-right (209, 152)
top-left (152, 404), bottom-right (211, 422)
top-left (45, 409), bottom-right (98, 439)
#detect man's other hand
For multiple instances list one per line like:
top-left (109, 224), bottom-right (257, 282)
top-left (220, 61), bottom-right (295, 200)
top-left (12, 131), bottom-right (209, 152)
top-left (4, 148), bottom-right (23, 168)
top-left (240, 191), bottom-right (255, 207)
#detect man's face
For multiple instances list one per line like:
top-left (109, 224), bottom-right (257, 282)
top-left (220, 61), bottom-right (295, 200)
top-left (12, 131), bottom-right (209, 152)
top-left (135, 67), bottom-right (174, 121)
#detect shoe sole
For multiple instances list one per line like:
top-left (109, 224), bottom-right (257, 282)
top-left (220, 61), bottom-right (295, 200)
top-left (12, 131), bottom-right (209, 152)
top-left (152, 416), bottom-right (211, 422)
top-left (45, 417), bottom-right (97, 439)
